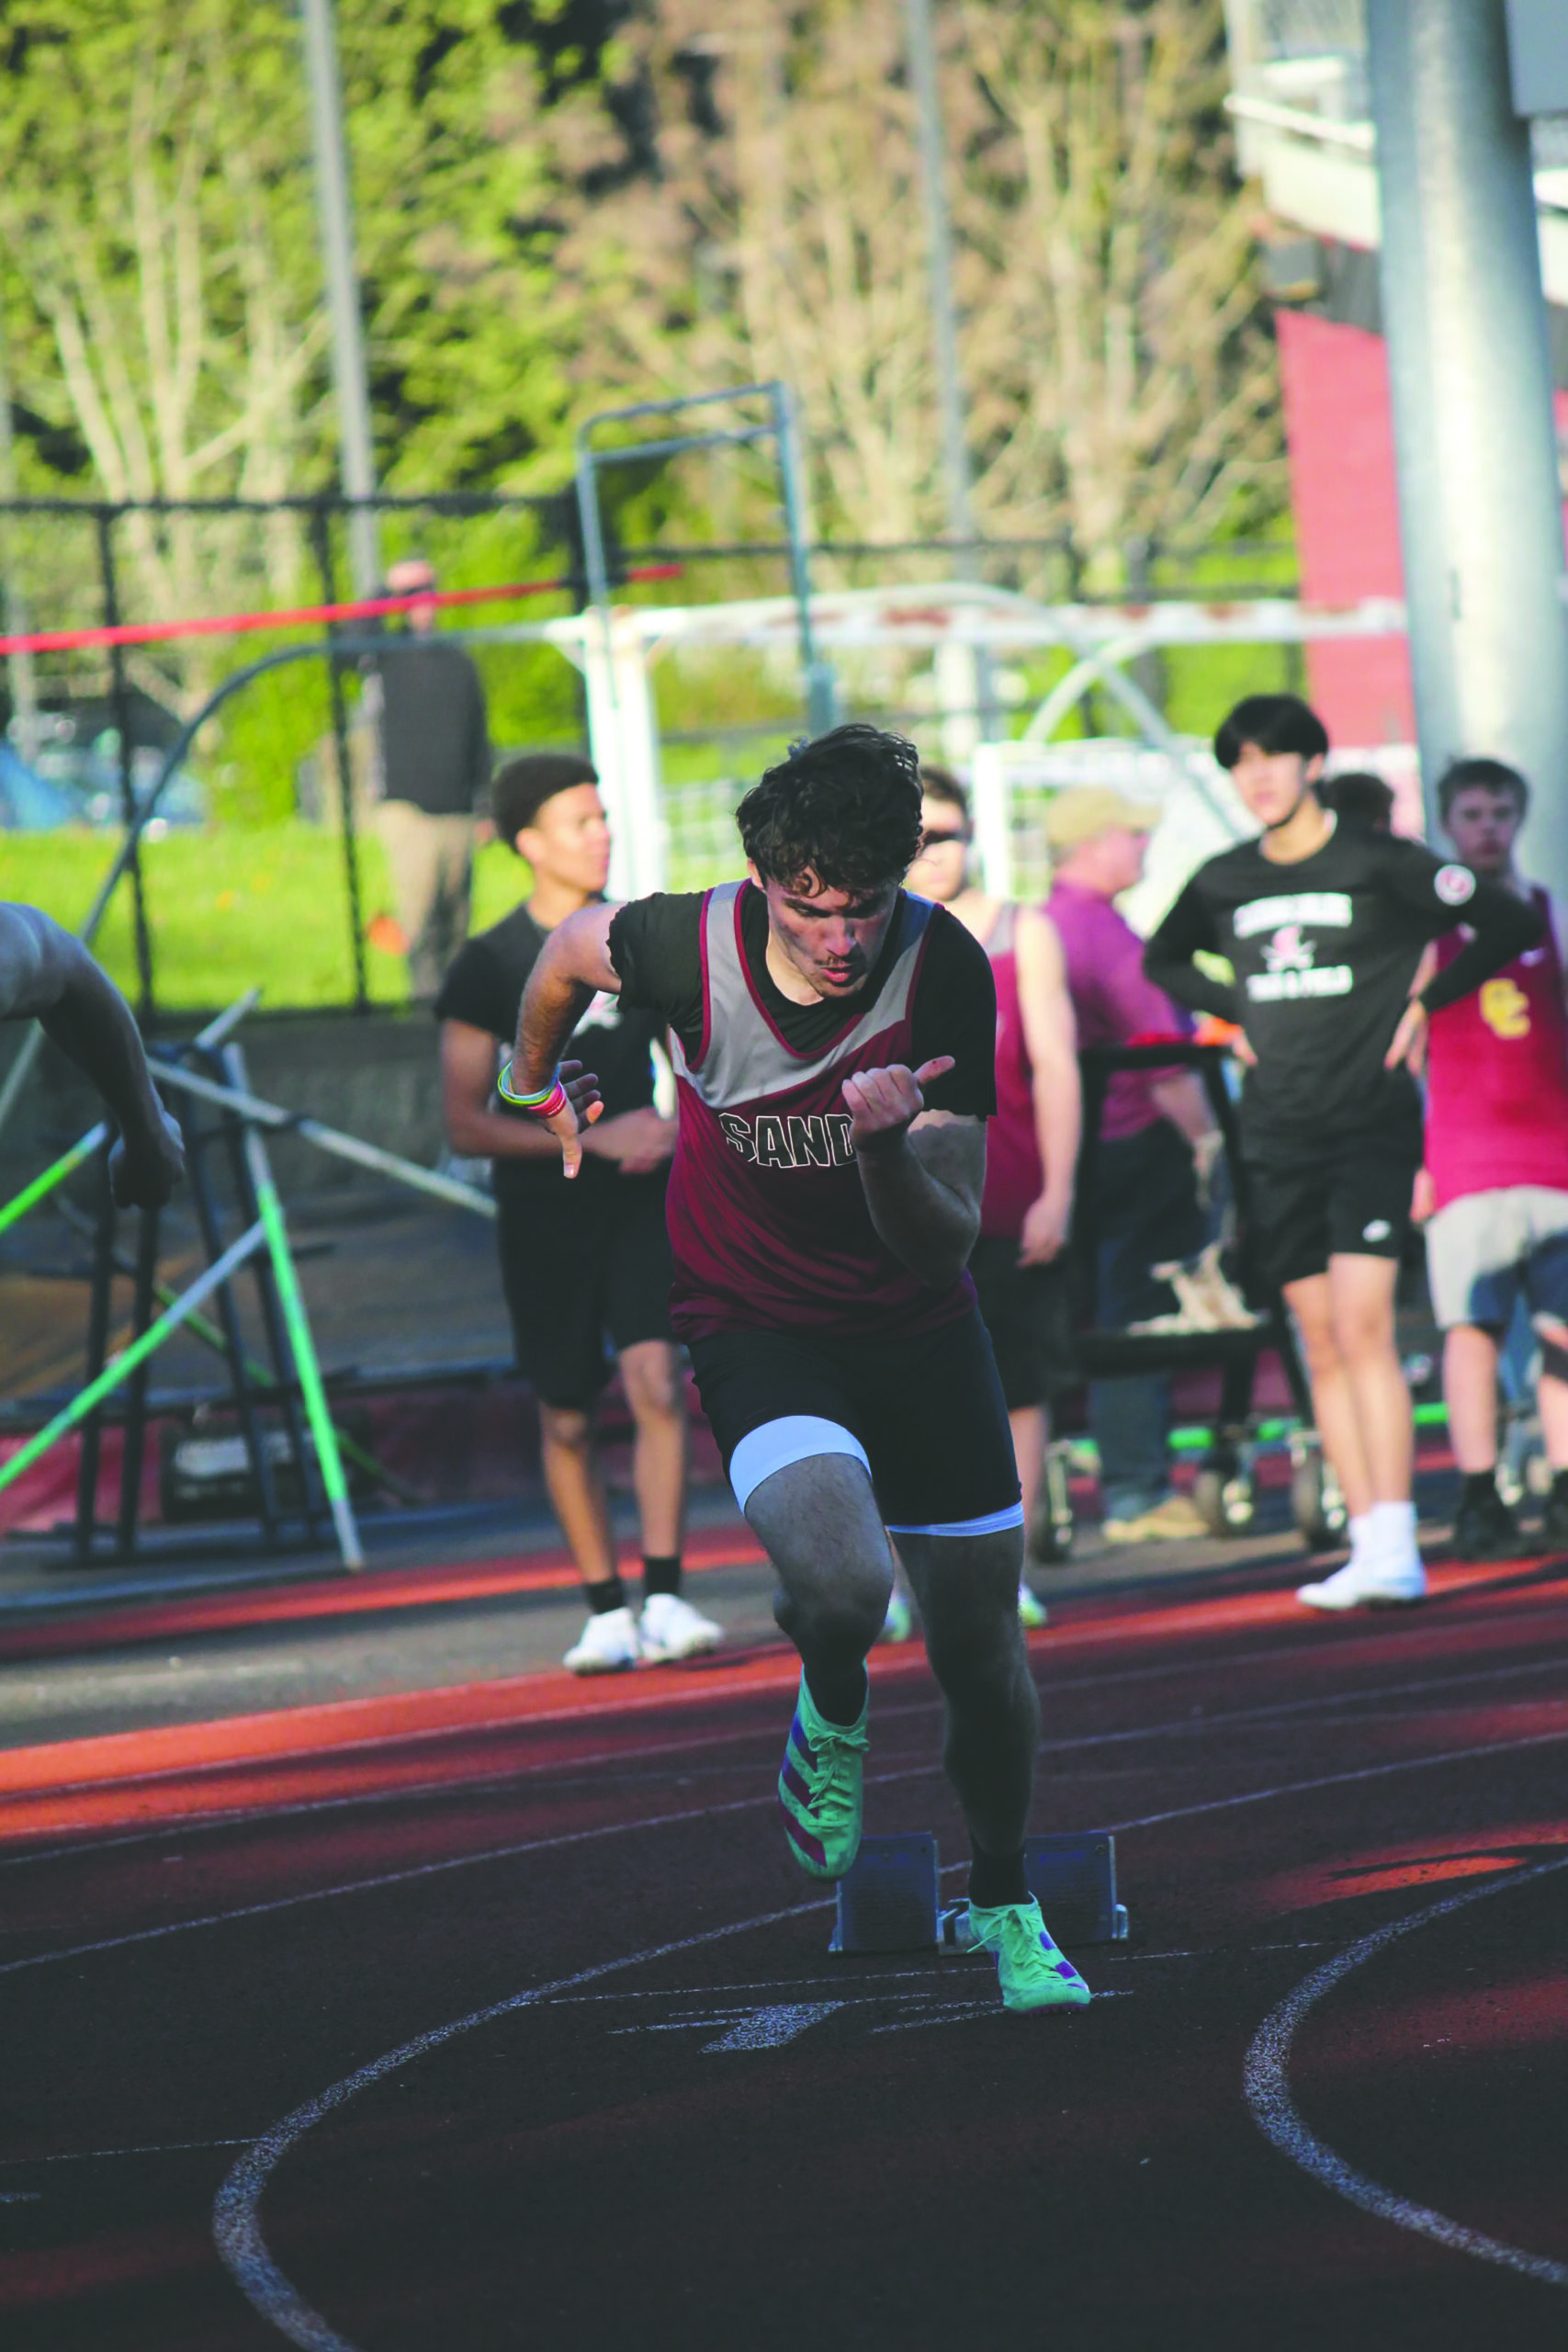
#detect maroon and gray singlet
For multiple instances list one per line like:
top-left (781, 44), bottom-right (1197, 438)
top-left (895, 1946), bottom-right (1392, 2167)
top-left (660, 881), bottom-right (974, 1342)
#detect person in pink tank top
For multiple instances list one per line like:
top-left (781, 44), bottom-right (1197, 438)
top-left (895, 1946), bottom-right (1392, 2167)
top-left (902, 765), bottom-right (1081, 1623)
top-left (1418, 758), bottom-right (1568, 1558)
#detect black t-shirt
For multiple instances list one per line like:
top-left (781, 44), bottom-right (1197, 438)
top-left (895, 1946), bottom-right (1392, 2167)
top-left (434, 901), bottom-right (662, 1200)
top-left (373, 637), bottom-right (491, 816)
top-left (606, 884), bottom-right (998, 1119)
top-left (1144, 821), bottom-right (1542, 1143)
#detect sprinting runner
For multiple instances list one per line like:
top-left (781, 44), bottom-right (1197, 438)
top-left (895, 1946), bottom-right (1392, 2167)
top-left (1145, 695), bottom-right (1540, 1611)
top-left (0, 905), bottom-right (184, 1208)
top-left (1418, 756), bottom-right (1568, 1558)
top-left (508, 725), bottom-right (1090, 2012)
top-left (436, 753), bottom-right (718, 1675)
top-left (903, 762), bottom-right (1079, 1616)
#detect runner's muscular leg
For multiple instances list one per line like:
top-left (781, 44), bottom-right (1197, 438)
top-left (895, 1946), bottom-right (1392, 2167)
top-left (538, 1401), bottom-right (616, 1587)
top-left (1285, 1270), bottom-right (1375, 1521)
top-left (1326, 1250), bottom-right (1413, 1501)
top-left (618, 1340), bottom-right (687, 1558)
top-left (897, 1527), bottom-right (1039, 1856)
top-left (744, 1453), bottom-right (893, 1725)
top-left (1443, 1324), bottom-right (1503, 1474)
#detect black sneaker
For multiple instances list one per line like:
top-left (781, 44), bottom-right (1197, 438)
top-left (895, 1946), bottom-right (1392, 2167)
top-left (1452, 1485), bottom-right (1524, 1561)
top-left (1540, 1488), bottom-right (1568, 1552)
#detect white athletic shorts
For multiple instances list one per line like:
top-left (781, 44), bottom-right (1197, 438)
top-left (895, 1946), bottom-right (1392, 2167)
top-left (1425, 1185), bottom-right (1568, 1331)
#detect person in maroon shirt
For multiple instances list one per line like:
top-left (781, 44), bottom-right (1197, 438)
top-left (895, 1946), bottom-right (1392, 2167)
top-left (505, 726), bottom-right (1091, 2014)
top-left (1043, 787), bottom-right (1217, 1541)
top-left (1416, 756), bottom-right (1568, 1559)
top-left (902, 763), bottom-right (1079, 1619)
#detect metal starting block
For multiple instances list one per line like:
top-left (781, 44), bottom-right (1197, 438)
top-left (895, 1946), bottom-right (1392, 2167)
top-left (940, 1833), bottom-right (1129, 1951)
top-left (829, 1831), bottom-right (1129, 1955)
top-left (829, 1834), bottom-right (941, 1952)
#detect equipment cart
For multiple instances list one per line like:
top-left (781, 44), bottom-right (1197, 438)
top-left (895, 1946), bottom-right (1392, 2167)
top-left (1034, 1039), bottom-right (1343, 1557)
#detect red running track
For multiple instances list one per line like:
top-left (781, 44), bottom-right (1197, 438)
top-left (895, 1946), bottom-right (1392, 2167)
top-left (1, 1550), bottom-right (1567, 2349)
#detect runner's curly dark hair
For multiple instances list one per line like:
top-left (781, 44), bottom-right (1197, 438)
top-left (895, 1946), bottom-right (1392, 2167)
top-left (737, 724), bottom-right (924, 894)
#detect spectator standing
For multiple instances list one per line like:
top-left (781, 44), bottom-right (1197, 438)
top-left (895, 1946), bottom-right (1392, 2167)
top-left (903, 766), bottom-right (1080, 1615)
top-left (435, 753), bottom-right (719, 1673)
top-left (1320, 771), bottom-right (1395, 832)
top-left (1144, 695), bottom-right (1540, 1611)
top-left (372, 558), bottom-right (492, 1001)
top-left (1418, 756), bottom-right (1568, 1557)
top-left (1043, 788), bottom-right (1215, 1542)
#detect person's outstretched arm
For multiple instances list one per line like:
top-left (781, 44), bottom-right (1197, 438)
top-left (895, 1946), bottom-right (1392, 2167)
top-left (0, 904), bottom-right (184, 1209)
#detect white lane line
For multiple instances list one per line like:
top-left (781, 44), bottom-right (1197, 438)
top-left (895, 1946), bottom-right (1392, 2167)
top-left (212, 1896), bottom-right (830, 2352)
top-left (702, 2003), bottom-right (847, 2052)
top-left (7, 1644), bottom-right (1565, 1875)
top-left (11, 1577), bottom-right (1568, 1861)
top-left (9, 1724), bottom-right (1568, 1984)
top-left (1244, 1853), bottom-right (1568, 2288)
top-left (1103, 1724), bottom-right (1568, 1835)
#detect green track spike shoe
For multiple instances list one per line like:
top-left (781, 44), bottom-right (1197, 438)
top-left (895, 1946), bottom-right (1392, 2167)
top-left (968, 1896), bottom-right (1091, 2012)
top-left (776, 1673), bottom-right (868, 1880)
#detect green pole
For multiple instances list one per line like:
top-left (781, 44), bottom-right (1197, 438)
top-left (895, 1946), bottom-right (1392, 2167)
top-left (226, 1044), bottom-right (362, 1569)
top-left (0, 1123), bottom-right (107, 1238)
top-left (0, 1220), bottom-right (265, 1496)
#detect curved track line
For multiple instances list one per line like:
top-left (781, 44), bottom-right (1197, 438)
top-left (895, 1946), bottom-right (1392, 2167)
top-left (212, 1897), bottom-right (828, 2352)
top-left (7, 1725), bottom-right (1568, 1982)
top-left (1244, 1854), bottom-right (1568, 2288)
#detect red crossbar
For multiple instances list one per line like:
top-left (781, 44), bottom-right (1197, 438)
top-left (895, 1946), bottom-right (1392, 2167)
top-left (0, 565), bottom-right (682, 658)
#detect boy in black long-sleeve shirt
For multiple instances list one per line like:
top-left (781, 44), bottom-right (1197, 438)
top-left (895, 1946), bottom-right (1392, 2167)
top-left (1145, 695), bottom-right (1539, 1611)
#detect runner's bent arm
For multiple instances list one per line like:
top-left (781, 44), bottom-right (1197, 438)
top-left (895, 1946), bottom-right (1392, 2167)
top-left (1013, 907), bottom-right (1079, 1263)
top-left (510, 903), bottom-right (618, 1176)
top-left (1393, 853), bottom-right (1543, 1013)
top-left (0, 904), bottom-right (184, 1210)
top-left (847, 1062), bottom-right (985, 1290)
top-left (1141, 882), bottom-right (1241, 1026)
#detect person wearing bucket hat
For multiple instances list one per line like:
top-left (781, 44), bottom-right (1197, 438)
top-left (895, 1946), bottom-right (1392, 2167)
top-left (1044, 785), bottom-right (1218, 1543)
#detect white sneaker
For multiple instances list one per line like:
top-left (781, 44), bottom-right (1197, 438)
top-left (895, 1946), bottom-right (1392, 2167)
top-left (879, 1589), bottom-right (914, 1644)
top-left (1295, 1555), bottom-right (1427, 1611)
top-left (637, 1590), bottom-right (722, 1663)
top-left (564, 1604), bottom-right (642, 1673)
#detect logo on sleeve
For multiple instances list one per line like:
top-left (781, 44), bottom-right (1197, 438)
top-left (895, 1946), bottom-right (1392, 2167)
top-left (1435, 865), bottom-right (1476, 908)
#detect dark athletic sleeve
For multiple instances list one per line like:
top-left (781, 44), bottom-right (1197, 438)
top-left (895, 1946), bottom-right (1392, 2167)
top-left (909, 909), bottom-right (998, 1119)
top-left (1142, 877), bottom-right (1243, 1024)
top-left (606, 892), bottom-right (706, 1051)
top-left (1372, 841), bottom-right (1546, 1013)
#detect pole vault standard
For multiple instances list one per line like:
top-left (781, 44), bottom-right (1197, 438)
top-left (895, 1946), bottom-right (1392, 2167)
top-left (0, 990), bottom-right (364, 1569)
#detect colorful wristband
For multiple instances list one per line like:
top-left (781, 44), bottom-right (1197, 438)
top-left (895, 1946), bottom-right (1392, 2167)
top-left (497, 1060), bottom-right (568, 1119)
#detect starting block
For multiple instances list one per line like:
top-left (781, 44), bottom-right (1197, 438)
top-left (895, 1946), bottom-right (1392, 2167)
top-left (829, 1834), bottom-right (941, 1951)
top-left (829, 1831), bottom-right (1129, 1955)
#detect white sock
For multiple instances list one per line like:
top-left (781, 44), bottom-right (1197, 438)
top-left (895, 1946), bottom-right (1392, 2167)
top-left (1366, 1500), bottom-right (1418, 1560)
top-left (1347, 1510), bottom-right (1374, 1566)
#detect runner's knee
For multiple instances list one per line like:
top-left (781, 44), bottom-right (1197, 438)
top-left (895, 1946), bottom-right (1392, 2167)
top-left (539, 1402), bottom-right (593, 1454)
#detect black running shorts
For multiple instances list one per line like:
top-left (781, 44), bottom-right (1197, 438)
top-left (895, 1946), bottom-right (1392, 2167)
top-left (497, 1170), bottom-right (674, 1409)
top-left (1245, 1110), bottom-right (1422, 1292)
top-left (967, 1235), bottom-right (1079, 1412)
top-left (687, 1307), bottom-right (1021, 1530)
